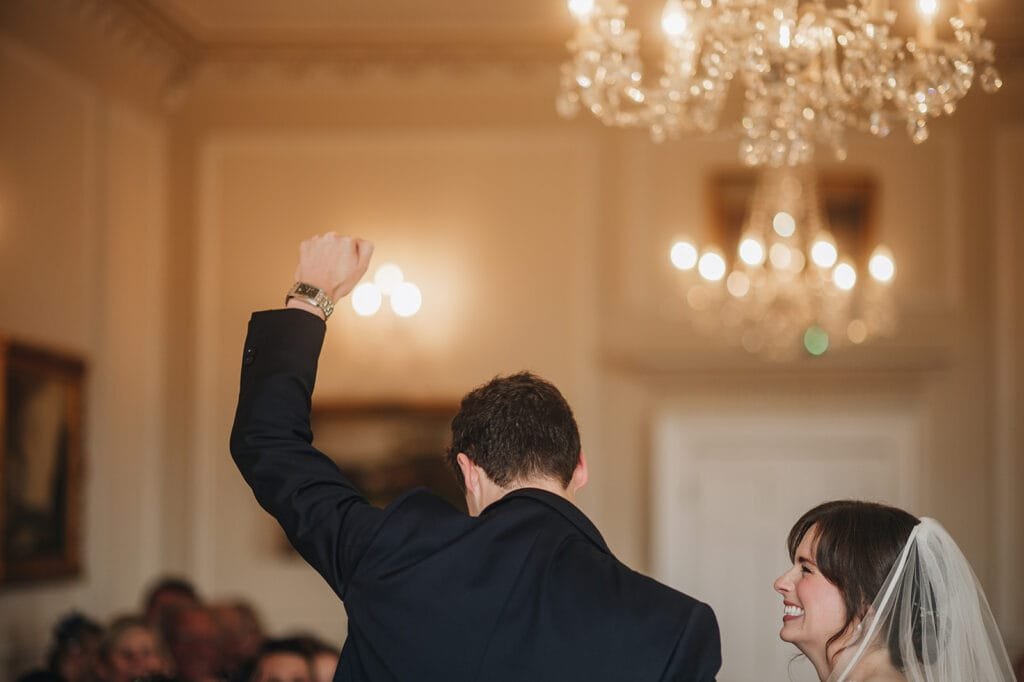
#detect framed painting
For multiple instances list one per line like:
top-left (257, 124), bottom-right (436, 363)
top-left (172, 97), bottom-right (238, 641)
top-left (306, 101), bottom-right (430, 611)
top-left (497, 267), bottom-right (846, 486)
top-left (0, 339), bottom-right (86, 584)
top-left (310, 400), bottom-right (464, 512)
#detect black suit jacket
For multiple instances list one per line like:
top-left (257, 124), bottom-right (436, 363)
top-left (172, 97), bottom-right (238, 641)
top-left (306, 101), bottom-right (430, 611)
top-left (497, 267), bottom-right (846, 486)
top-left (231, 309), bottom-right (721, 681)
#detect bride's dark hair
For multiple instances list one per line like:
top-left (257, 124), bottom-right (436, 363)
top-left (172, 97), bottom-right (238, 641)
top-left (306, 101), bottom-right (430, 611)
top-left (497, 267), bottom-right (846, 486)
top-left (787, 500), bottom-right (920, 667)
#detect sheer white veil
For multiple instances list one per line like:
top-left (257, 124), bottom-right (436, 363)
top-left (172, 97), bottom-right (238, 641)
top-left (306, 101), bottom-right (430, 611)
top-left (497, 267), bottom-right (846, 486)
top-left (827, 517), bottom-right (1015, 682)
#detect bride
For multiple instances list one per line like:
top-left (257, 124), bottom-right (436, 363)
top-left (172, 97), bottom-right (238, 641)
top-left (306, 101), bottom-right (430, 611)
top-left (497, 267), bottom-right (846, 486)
top-left (773, 500), bottom-right (1015, 681)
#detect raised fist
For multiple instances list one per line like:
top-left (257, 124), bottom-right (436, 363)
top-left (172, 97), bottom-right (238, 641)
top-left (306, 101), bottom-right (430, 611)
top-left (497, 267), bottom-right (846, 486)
top-left (293, 233), bottom-right (374, 303)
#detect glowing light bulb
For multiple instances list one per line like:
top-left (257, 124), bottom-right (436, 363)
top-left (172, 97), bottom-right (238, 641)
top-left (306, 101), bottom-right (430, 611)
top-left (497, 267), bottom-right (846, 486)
top-left (738, 237), bottom-right (766, 266)
top-left (351, 283), bottom-right (382, 317)
top-left (779, 22), bottom-right (792, 48)
top-left (917, 0), bottom-right (939, 19)
top-left (868, 246), bottom-right (896, 283)
top-left (697, 250), bottom-right (727, 281)
top-left (390, 281), bottom-right (422, 317)
top-left (374, 263), bottom-right (404, 295)
top-left (833, 261), bottom-right (857, 291)
top-left (772, 211), bottom-right (796, 237)
top-left (670, 240), bottom-right (699, 270)
top-left (810, 237), bottom-right (838, 268)
top-left (661, 0), bottom-right (689, 38)
top-left (568, 0), bottom-right (595, 20)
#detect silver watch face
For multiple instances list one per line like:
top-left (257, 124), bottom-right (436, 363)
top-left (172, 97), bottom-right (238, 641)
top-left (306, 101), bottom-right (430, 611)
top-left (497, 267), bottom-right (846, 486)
top-left (293, 282), bottom-right (321, 298)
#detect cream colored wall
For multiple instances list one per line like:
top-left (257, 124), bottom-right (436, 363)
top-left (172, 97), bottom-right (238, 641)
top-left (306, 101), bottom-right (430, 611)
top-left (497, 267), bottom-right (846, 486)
top-left (1, 3), bottom-right (1022, 675)
top-left (0, 34), bottom-right (168, 673)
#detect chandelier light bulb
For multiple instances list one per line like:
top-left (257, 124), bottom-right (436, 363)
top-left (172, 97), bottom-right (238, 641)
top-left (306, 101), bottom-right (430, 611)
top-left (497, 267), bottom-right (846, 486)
top-left (833, 261), bottom-right (858, 291)
top-left (738, 237), bottom-right (766, 266)
top-left (810, 237), bottom-right (838, 268)
top-left (568, 0), bottom-right (595, 20)
top-left (390, 281), bottom-right (422, 318)
top-left (868, 246), bottom-right (897, 283)
top-left (917, 0), bottom-right (939, 20)
top-left (778, 22), bottom-right (792, 49)
top-left (351, 283), bottom-right (383, 317)
top-left (772, 211), bottom-right (796, 237)
top-left (670, 240), bottom-right (699, 270)
top-left (661, 0), bottom-right (689, 38)
top-left (374, 263), bottom-right (404, 295)
top-left (698, 250), bottom-right (727, 281)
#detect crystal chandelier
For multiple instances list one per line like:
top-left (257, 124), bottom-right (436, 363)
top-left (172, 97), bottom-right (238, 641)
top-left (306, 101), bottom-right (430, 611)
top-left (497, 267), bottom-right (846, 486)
top-left (670, 166), bottom-right (897, 358)
top-left (557, 0), bottom-right (1001, 166)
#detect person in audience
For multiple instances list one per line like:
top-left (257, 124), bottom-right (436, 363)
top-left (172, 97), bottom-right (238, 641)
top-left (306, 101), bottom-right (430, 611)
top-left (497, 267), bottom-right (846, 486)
top-left (96, 615), bottom-right (170, 682)
top-left (48, 612), bottom-right (103, 682)
top-left (160, 605), bottom-right (222, 682)
top-left (211, 600), bottom-right (266, 679)
top-left (773, 500), bottom-right (1015, 681)
top-left (230, 233), bottom-right (721, 681)
top-left (248, 639), bottom-right (313, 682)
top-left (144, 577), bottom-right (201, 628)
top-left (284, 636), bottom-right (338, 682)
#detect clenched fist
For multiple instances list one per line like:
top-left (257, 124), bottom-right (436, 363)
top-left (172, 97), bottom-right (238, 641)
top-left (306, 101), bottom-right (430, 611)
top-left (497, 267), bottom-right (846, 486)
top-left (287, 233), bottom-right (374, 319)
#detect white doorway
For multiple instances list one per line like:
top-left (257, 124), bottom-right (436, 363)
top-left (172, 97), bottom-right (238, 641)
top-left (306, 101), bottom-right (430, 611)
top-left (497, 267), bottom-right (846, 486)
top-left (652, 403), bottom-right (921, 682)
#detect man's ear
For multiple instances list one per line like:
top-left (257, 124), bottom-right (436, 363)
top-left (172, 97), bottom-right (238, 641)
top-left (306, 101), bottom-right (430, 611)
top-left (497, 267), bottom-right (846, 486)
top-left (456, 452), bottom-right (478, 496)
top-left (570, 450), bottom-right (589, 493)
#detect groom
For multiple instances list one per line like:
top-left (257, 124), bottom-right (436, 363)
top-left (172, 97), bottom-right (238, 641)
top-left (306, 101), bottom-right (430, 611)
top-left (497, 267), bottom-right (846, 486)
top-left (231, 233), bottom-right (721, 681)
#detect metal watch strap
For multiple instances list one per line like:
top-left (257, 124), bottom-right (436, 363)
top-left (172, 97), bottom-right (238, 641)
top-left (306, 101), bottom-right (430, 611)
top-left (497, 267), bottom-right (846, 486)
top-left (286, 282), bottom-right (335, 319)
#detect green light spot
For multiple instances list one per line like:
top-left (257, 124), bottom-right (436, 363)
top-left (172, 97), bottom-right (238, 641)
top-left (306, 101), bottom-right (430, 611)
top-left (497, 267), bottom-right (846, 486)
top-left (804, 326), bottom-right (829, 356)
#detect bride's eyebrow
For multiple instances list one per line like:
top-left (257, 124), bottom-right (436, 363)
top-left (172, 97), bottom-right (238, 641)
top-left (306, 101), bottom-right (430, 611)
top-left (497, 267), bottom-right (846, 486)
top-left (797, 554), bottom-right (817, 567)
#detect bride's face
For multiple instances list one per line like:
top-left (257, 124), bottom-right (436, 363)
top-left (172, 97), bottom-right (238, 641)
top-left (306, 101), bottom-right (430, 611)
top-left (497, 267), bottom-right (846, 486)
top-left (773, 527), bottom-right (851, 666)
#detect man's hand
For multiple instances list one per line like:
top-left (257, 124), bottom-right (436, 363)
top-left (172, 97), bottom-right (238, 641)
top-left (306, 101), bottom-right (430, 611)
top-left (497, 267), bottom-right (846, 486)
top-left (287, 233), bottom-right (374, 320)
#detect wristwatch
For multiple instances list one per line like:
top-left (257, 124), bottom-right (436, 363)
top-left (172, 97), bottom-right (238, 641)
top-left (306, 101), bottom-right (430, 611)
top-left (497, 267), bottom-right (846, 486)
top-left (285, 282), bottom-right (335, 319)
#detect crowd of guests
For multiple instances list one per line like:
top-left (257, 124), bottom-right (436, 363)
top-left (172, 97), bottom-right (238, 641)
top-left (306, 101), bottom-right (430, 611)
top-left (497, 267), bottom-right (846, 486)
top-left (16, 577), bottom-right (340, 682)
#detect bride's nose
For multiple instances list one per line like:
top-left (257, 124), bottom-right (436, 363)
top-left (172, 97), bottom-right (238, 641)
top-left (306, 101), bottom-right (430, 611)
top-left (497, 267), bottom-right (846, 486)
top-left (773, 567), bottom-right (794, 595)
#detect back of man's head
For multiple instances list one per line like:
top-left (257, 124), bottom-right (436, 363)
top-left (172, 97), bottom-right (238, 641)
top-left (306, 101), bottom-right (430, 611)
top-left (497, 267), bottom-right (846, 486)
top-left (446, 372), bottom-right (580, 490)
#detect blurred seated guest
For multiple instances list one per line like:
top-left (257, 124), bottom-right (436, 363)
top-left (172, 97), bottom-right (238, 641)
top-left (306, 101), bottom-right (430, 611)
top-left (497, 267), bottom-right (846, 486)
top-left (249, 639), bottom-right (313, 682)
top-left (143, 576), bottom-right (201, 627)
top-left (160, 605), bottom-right (223, 682)
top-left (211, 600), bottom-right (265, 677)
top-left (96, 616), bottom-right (170, 682)
top-left (47, 612), bottom-right (103, 682)
top-left (283, 636), bottom-right (338, 682)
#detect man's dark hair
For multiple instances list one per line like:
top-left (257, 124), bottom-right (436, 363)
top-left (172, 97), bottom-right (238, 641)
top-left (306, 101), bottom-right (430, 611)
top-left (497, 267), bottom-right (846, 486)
top-left (245, 638), bottom-right (315, 682)
top-left (787, 500), bottom-right (921, 669)
top-left (446, 372), bottom-right (581, 491)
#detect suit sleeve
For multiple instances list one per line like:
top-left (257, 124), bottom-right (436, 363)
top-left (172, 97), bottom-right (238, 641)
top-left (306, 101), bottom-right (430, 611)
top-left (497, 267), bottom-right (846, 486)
top-left (664, 601), bottom-right (722, 682)
top-left (230, 308), bottom-right (384, 598)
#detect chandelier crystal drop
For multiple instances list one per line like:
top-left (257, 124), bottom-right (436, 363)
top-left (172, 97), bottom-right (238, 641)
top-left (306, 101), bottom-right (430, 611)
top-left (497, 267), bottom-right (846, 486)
top-left (558, 0), bottom-right (1001, 166)
top-left (671, 167), bottom-right (897, 358)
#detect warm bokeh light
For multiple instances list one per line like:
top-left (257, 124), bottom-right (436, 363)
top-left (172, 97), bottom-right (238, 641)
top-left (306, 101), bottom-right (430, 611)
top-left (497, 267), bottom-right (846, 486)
top-left (833, 261), bottom-right (857, 291)
top-left (351, 283), bottom-right (382, 317)
top-left (390, 281), bottom-right (422, 317)
top-left (769, 243), bottom-right (792, 270)
top-left (568, 0), bottom-right (595, 20)
top-left (738, 237), bottom-right (765, 266)
top-left (727, 271), bottom-right (750, 297)
top-left (661, 0), bottom-right (689, 37)
top-left (868, 246), bottom-right (896, 283)
top-left (698, 250), bottom-right (727, 281)
top-left (670, 240), bottom-right (699, 270)
top-left (810, 237), bottom-right (838, 268)
top-left (848, 319), bottom-right (869, 344)
top-left (772, 211), bottom-right (796, 237)
top-left (374, 263), bottom-right (404, 295)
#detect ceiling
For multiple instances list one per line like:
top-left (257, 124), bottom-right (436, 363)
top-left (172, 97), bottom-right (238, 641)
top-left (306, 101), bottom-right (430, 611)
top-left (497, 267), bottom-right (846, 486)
top-left (139, 0), bottom-right (1023, 60)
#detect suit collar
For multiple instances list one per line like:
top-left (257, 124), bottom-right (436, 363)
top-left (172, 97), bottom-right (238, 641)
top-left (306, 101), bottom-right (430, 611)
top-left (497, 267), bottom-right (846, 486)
top-left (483, 488), bottom-right (611, 554)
